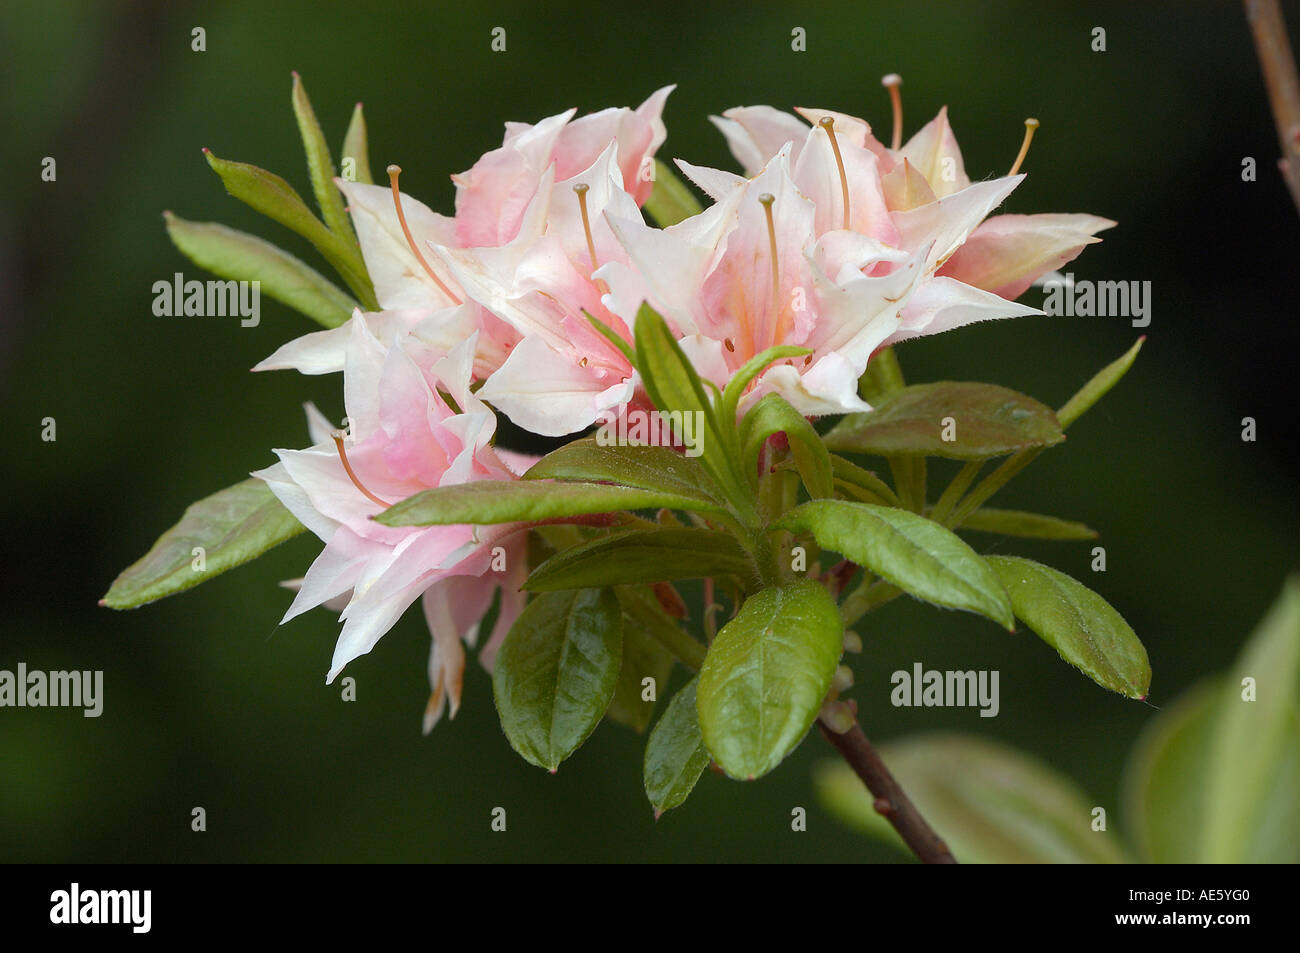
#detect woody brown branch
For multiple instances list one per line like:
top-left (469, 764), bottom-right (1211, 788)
top-left (1244, 0), bottom-right (1300, 214)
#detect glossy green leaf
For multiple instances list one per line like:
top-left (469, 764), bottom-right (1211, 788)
top-left (741, 393), bottom-right (833, 499)
top-left (696, 581), bottom-right (843, 780)
top-left (340, 101), bottom-right (374, 186)
top-left (1200, 575), bottom-right (1300, 861)
top-left (958, 508), bottom-right (1098, 540)
top-left (525, 527), bottom-right (755, 591)
top-left (607, 623), bottom-right (675, 733)
top-left (825, 382), bottom-right (1064, 459)
top-left (202, 149), bottom-right (377, 309)
top-left (1057, 337), bottom-right (1144, 430)
top-left (290, 72), bottom-right (356, 244)
top-left (492, 588), bottom-right (623, 771)
top-left (163, 213), bottom-right (356, 328)
top-left (987, 556), bottom-right (1149, 698)
top-left (815, 733), bottom-right (1130, 863)
top-left (644, 677), bottom-right (712, 814)
top-left (776, 501), bottom-right (1014, 630)
top-left (102, 478), bottom-right (304, 609)
top-left (524, 437), bottom-right (725, 510)
top-left (375, 479), bottom-right (726, 527)
top-left (643, 158), bottom-right (703, 227)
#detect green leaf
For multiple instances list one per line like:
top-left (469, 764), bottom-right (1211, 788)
top-left (1121, 679), bottom-right (1222, 863)
top-left (644, 677), bottom-right (712, 814)
top-left (632, 303), bottom-right (738, 497)
top-left (524, 437), bottom-right (725, 510)
top-left (775, 501), bottom-right (1014, 630)
top-left (643, 158), bottom-right (703, 227)
top-left (375, 479), bottom-right (727, 527)
top-left (102, 478), bottom-right (304, 609)
top-left (163, 213), bottom-right (357, 328)
top-left (815, 733), bottom-right (1130, 863)
top-left (202, 149), bottom-right (378, 309)
top-left (696, 580), bottom-right (843, 780)
top-left (492, 588), bottom-right (623, 771)
top-left (1057, 337), bottom-right (1144, 430)
top-left (825, 382), bottom-right (1065, 459)
top-left (1199, 575), bottom-right (1300, 861)
top-left (719, 345), bottom-right (810, 426)
top-left (525, 527), bottom-right (756, 592)
top-left (986, 556), bottom-right (1149, 698)
top-left (290, 72), bottom-right (356, 244)
top-left (1123, 578), bottom-right (1300, 863)
top-left (958, 508), bottom-right (1098, 540)
top-left (741, 394), bottom-right (834, 499)
top-left (340, 101), bottom-right (374, 186)
top-left (607, 623), bottom-right (675, 733)
top-left (829, 454), bottom-right (902, 507)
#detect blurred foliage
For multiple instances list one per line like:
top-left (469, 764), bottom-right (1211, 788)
top-left (1, 0), bottom-right (1297, 861)
top-left (817, 576), bottom-right (1300, 863)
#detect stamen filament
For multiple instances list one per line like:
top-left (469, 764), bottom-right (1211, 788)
top-left (332, 431), bottom-right (391, 508)
top-left (573, 183), bottom-right (610, 295)
top-left (759, 192), bottom-right (791, 347)
top-left (759, 193), bottom-right (780, 305)
top-left (882, 73), bottom-right (904, 151)
top-left (1008, 118), bottom-right (1040, 176)
top-left (819, 117), bottom-right (851, 229)
top-left (386, 164), bottom-right (462, 304)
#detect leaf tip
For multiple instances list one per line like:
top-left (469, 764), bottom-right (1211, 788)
top-left (652, 807), bottom-right (664, 822)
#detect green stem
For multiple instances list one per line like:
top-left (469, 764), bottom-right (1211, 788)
top-left (944, 449), bottom-right (1041, 529)
top-left (840, 579), bottom-right (902, 627)
top-left (929, 460), bottom-right (982, 525)
top-left (621, 588), bottom-right (707, 670)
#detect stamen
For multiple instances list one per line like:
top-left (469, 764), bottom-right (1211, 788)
top-left (1008, 118), bottom-right (1040, 176)
top-left (724, 337), bottom-right (735, 353)
top-left (819, 117), bottom-right (851, 229)
top-left (331, 431), bottom-right (392, 508)
top-left (881, 73), bottom-right (903, 151)
top-left (759, 193), bottom-right (780, 304)
top-left (573, 183), bottom-right (609, 295)
top-left (759, 192), bottom-right (791, 348)
top-left (386, 165), bottom-right (461, 303)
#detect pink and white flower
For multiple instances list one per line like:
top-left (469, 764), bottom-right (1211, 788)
top-left (253, 318), bottom-right (529, 733)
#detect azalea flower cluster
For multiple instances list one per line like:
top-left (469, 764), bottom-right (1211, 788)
top-left (249, 81), bottom-right (1112, 730)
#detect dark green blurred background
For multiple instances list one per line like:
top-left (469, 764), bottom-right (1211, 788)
top-left (2, 0), bottom-right (1296, 862)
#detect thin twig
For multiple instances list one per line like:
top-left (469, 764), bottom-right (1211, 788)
top-left (818, 710), bottom-right (958, 864)
top-left (1244, 0), bottom-right (1300, 214)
